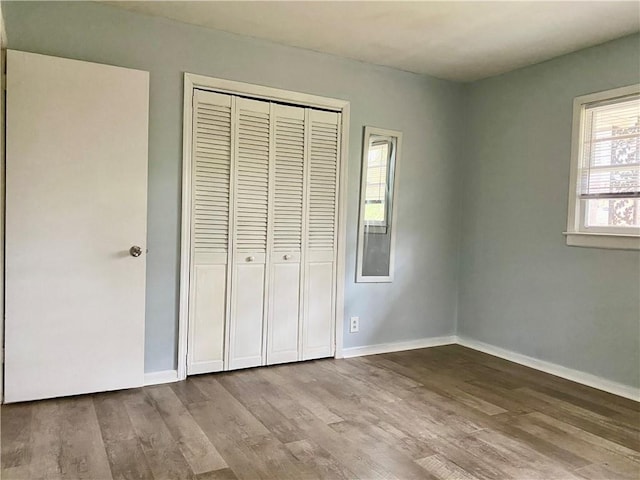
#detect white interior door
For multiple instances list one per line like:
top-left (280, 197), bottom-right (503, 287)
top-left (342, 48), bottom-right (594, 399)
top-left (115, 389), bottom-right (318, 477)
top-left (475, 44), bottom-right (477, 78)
top-left (4, 51), bottom-right (149, 403)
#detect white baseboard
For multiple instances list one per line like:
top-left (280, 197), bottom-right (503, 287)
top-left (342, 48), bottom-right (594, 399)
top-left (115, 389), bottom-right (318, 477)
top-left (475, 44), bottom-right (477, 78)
top-left (339, 334), bottom-right (639, 402)
top-left (342, 335), bottom-right (457, 358)
top-left (456, 336), bottom-right (640, 402)
top-left (143, 338), bottom-right (638, 401)
top-left (143, 369), bottom-right (179, 386)
top-left (187, 360), bottom-right (224, 376)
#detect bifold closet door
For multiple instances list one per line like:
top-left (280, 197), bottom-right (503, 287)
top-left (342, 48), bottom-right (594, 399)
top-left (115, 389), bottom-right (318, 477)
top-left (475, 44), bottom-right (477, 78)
top-left (187, 92), bottom-right (341, 373)
top-left (302, 109), bottom-right (341, 360)
top-left (228, 98), bottom-right (271, 370)
top-left (267, 104), bottom-right (306, 365)
top-left (187, 90), bottom-right (232, 375)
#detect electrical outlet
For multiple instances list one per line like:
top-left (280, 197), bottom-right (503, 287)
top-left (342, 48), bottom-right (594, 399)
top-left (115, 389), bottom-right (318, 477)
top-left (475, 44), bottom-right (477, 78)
top-left (349, 316), bottom-right (360, 333)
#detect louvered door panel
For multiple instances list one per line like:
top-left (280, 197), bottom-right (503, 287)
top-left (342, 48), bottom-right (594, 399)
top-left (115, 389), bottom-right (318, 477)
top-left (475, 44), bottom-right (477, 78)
top-left (302, 109), bottom-right (340, 360)
top-left (188, 90), bottom-right (232, 374)
top-left (229, 97), bottom-right (271, 370)
top-left (308, 114), bottom-right (339, 251)
top-left (267, 104), bottom-right (305, 365)
top-left (273, 106), bottom-right (305, 253)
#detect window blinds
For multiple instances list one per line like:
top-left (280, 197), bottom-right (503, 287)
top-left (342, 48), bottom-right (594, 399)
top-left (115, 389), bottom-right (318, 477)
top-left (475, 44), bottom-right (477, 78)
top-left (579, 94), bottom-right (640, 200)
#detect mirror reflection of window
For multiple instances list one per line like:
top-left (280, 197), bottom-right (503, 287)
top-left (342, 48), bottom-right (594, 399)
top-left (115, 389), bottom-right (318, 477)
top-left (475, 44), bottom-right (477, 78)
top-left (357, 127), bottom-right (402, 283)
top-left (364, 140), bottom-right (392, 230)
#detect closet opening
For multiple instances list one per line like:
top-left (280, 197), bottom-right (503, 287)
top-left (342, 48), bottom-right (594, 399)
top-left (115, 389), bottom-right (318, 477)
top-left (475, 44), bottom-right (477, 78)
top-left (177, 73), bottom-right (350, 380)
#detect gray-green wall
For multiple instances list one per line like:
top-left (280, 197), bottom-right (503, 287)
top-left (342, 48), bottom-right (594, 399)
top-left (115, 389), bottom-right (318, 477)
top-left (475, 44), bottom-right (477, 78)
top-left (459, 34), bottom-right (640, 388)
top-left (3, 1), bottom-right (464, 372)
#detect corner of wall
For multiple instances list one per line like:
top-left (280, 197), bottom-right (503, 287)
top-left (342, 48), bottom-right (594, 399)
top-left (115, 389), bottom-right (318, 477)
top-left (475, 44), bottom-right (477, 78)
top-left (453, 81), bottom-right (473, 338)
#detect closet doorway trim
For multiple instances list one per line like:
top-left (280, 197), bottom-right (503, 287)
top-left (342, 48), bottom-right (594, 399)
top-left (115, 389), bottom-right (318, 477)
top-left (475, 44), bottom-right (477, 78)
top-left (178, 73), bottom-right (350, 380)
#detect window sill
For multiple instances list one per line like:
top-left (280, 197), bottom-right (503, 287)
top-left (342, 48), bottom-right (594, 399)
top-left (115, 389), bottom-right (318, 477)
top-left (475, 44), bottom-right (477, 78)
top-left (563, 232), bottom-right (640, 250)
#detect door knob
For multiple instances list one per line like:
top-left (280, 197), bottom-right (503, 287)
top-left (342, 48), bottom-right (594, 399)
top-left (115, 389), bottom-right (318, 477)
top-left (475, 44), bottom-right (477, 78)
top-left (247, 255), bottom-right (255, 262)
top-left (284, 254), bottom-right (292, 260)
top-left (129, 245), bottom-right (143, 257)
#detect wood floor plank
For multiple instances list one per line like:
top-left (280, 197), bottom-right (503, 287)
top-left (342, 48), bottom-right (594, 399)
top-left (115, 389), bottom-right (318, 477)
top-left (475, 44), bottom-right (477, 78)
top-left (185, 399), bottom-right (264, 480)
top-left (124, 389), bottom-right (195, 479)
top-left (329, 356), bottom-right (423, 393)
top-left (463, 428), bottom-right (582, 480)
top-left (145, 385), bottom-right (228, 474)
top-left (420, 436), bottom-right (510, 480)
top-left (242, 433), bottom-right (319, 480)
top-left (190, 375), bottom-right (270, 438)
top-left (414, 373), bottom-right (509, 416)
top-left (509, 411), bottom-right (638, 470)
top-left (256, 367), bottom-right (344, 424)
top-left (17, 400), bottom-right (62, 479)
top-left (285, 439), bottom-right (356, 480)
top-left (228, 391), bottom-right (308, 445)
top-left (26, 397), bottom-right (113, 480)
top-left (415, 453), bottom-right (478, 480)
top-left (527, 383), bottom-right (632, 419)
top-left (401, 386), bottom-right (489, 436)
top-left (515, 387), bottom-right (640, 451)
top-left (329, 420), bottom-right (437, 480)
top-left (3, 345), bottom-right (639, 480)
top-left (0, 465), bottom-right (33, 480)
top-left (170, 379), bottom-right (211, 406)
top-left (185, 376), bottom-right (293, 479)
top-left (194, 467), bottom-right (239, 480)
top-left (491, 418), bottom-right (592, 470)
top-left (575, 461), bottom-right (640, 480)
top-left (60, 397), bottom-right (114, 479)
top-left (93, 391), bottom-right (154, 480)
top-left (459, 379), bottom-right (534, 415)
top-left (314, 359), bottom-right (404, 404)
top-left (523, 411), bottom-right (640, 463)
top-left (220, 367), bottom-right (315, 431)
top-left (1, 403), bottom-right (33, 471)
top-left (287, 415), bottom-right (397, 480)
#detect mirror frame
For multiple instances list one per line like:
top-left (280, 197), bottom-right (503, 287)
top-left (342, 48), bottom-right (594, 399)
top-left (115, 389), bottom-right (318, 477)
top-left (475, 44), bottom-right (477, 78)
top-left (356, 126), bottom-right (402, 283)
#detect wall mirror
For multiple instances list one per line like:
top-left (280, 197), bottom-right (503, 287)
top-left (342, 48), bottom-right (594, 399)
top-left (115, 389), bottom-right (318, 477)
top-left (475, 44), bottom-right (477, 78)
top-left (356, 126), bottom-right (402, 282)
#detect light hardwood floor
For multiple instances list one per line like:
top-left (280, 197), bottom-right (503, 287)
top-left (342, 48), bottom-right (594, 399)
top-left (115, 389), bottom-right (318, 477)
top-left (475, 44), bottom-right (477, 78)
top-left (2, 345), bottom-right (639, 479)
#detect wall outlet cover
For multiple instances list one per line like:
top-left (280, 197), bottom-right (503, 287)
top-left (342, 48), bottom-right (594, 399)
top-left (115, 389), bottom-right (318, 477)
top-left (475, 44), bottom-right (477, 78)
top-left (350, 316), bottom-right (360, 333)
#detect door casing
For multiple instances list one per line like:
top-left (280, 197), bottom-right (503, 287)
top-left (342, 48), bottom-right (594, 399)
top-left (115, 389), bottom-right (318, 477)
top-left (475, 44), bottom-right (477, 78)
top-left (179, 73), bottom-right (350, 379)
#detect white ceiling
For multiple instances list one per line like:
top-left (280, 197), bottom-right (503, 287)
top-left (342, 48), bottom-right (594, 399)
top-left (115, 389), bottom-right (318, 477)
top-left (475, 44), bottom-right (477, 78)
top-left (105, 1), bottom-right (640, 82)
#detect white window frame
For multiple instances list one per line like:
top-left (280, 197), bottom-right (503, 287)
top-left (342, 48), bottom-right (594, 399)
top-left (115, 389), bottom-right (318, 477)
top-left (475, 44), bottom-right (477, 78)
top-left (564, 84), bottom-right (640, 250)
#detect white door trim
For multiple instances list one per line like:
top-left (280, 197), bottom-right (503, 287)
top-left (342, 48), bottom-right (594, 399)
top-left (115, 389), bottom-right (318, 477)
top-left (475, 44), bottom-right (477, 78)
top-left (178, 73), bottom-right (350, 380)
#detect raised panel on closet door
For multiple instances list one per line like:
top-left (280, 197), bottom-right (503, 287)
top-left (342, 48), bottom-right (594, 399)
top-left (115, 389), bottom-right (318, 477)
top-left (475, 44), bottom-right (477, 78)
top-left (228, 97), bottom-right (270, 370)
top-left (302, 109), bottom-right (340, 360)
top-left (267, 104), bottom-right (305, 365)
top-left (188, 90), bottom-right (232, 375)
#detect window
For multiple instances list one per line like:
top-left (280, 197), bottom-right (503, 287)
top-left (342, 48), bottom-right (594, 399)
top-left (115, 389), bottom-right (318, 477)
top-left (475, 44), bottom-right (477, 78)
top-left (565, 85), bottom-right (640, 249)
